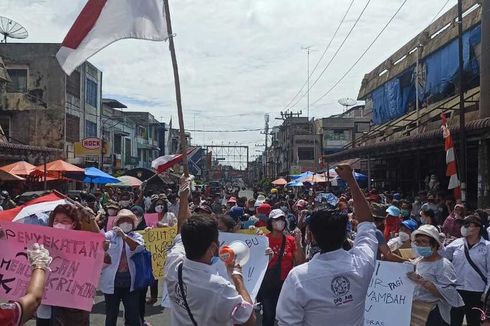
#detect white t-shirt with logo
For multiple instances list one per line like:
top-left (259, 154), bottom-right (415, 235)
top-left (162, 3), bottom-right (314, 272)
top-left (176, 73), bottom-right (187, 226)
top-left (276, 222), bottom-right (378, 326)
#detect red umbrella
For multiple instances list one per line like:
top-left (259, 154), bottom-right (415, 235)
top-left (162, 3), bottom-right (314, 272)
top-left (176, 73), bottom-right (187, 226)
top-left (0, 161), bottom-right (36, 176)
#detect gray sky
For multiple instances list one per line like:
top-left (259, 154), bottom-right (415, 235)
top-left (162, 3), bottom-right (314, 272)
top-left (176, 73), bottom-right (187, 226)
top-left (1, 0), bottom-right (456, 160)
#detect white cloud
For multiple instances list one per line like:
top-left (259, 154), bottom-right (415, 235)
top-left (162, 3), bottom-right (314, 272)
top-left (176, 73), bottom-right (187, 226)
top-left (0, 0), bottom-right (457, 150)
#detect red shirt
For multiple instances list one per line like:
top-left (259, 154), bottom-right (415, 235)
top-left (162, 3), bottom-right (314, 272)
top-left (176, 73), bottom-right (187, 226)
top-left (384, 216), bottom-right (401, 240)
top-left (0, 302), bottom-right (21, 326)
top-left (267, 234), bottom-right (296, 281)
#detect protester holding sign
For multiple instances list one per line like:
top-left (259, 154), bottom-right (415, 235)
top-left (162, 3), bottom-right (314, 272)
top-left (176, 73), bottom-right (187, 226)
top-left (164, 176), bottom-right (256, 326)
top-left (276, 164), bottom-right (377, 326)
top-left (258, 208), bottom-right (305, 326)
top-left (101, 209), bottom-right (145, 326)
top-left (37, 204), bottom-right (100, 326)
top-left (0, 239), bottom-right (52, 326)
top-left (444, 214), bottom-right (490, 326)
top-left (408, 224), bottom-right (463, 326)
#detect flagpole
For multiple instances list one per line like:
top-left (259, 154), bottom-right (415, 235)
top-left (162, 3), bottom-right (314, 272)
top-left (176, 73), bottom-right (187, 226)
top-left (163, 0), bottom-right (189, 177)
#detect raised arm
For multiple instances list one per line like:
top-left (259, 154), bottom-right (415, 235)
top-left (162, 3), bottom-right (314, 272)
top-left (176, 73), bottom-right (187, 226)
top-left (177, 176), bottom-right (192, 234)
top-left (336, 164), bottom-right (373, 223)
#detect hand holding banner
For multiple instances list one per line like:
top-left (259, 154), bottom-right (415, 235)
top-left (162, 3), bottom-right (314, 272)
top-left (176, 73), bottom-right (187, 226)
top-left (137, 226), bottom-right (177, 279)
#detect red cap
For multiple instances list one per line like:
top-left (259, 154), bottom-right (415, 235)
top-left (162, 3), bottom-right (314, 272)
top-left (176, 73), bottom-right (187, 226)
top-left (256, 203), bottom-right (272, 215)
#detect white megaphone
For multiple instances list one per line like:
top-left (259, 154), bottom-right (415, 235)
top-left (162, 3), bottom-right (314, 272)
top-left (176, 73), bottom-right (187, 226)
top-left (219, 240), bottom-right (250, 266)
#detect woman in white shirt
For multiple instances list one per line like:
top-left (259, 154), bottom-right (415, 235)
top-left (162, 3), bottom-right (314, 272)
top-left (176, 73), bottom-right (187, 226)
top-left (101, 209), bottom-right (145, 326)
top-left (444, 214), bottom-right (490, 326)
top-left (407, 224), bottom-right (464, 326)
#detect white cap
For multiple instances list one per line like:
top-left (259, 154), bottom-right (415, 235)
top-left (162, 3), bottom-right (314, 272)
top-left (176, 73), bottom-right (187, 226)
top-left (411, 224), bottom-right (443, 246)
top-left (254, 194), bottom-right (266, 207)
top-left (269, 209), bottom-right (286, 220)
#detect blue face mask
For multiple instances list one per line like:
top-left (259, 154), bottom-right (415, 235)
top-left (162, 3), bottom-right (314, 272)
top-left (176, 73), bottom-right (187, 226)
top-left (413, 245), bottom-right (433, 257)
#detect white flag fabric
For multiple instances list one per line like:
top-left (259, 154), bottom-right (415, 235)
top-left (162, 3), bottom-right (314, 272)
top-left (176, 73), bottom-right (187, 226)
top-left (56, 0), bottom-right (167, 75)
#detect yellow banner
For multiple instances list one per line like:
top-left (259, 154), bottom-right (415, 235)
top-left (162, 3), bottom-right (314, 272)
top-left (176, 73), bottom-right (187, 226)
top-left (237, 226), bottom-right (270, 235)
top-left (74, 141), bottom-right (111, 157)
top-left (137, 226), bottom-right (177, 279)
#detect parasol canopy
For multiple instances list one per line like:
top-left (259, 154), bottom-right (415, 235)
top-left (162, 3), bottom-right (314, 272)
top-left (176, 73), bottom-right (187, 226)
top-left (271, 177), bottom-right (287, 186)
top-left (107, 175), bottom-right (142, 187)
top-left (0, 161), bottom-right (36, 176)
top-left (83, 167), bottom-right (120, 184)
top-left (34, 160), bottom-right (85, 173)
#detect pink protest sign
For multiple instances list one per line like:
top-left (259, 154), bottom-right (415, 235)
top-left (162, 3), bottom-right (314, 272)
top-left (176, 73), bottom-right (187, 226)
top-left (0, 221), bottom-right (105, 311)
top-left (144, 213), bottom-right (159, 227)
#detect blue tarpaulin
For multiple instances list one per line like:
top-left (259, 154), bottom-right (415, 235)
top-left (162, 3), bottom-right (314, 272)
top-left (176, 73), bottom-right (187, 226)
top-left (371, 24), bottom-right (481, 125)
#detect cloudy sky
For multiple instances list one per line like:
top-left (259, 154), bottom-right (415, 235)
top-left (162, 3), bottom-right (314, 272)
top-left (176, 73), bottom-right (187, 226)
top-left (1, 0), bottom-right (456, 160)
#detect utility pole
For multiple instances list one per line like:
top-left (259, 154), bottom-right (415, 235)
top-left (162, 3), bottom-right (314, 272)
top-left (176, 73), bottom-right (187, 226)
top-left (302, 46), bottom-right (313, 120)
top-left (457, 0), bottom-right (467, 203)
top-left (263, 114), bottom-right (270, 179)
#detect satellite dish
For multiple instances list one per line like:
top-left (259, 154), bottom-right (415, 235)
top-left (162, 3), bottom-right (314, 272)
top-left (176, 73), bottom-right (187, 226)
top-left (0, 16), bottom-right (28, 43)
top-left (338, 97), bottom-right (357, 111)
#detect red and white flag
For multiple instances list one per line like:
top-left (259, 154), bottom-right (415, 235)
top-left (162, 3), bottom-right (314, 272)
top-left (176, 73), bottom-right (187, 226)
top-left (152, 148), bottom-right (197, 173)
top-left (56, 0), bottom-right (168, 75)
top-left (441, 113), bottom-right (461, 199)
top-left (0, 193), bottom-right (69, 223)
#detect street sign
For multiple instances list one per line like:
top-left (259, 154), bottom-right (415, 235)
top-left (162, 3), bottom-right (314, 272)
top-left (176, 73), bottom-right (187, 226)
top-left (82, 137), bottom-right (101, 149)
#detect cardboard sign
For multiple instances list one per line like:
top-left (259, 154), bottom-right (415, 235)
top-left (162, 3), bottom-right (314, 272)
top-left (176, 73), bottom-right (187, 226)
top-left (236, 226), bottom-right (270, 235)
top-left (218, 232), bottom-right (269, 301)
top-left (398, 248), bottom-right (416, 260)
top-left (137, 226), bottom-right (177, 279)
top-left (0, 221), bottom-right (105, 311)
top-left (364, 261), bottom-right (415, 326)
top-left (144, 213), bottom-right (159, 227)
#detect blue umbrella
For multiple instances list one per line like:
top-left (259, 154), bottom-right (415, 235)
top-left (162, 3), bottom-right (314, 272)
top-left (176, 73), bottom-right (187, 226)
top-left (83, 167), bottom-right (120, 184)
top-left (290, 171), bottom-right (314, 180)
top-left (287, 180), bottom-right (304, 187)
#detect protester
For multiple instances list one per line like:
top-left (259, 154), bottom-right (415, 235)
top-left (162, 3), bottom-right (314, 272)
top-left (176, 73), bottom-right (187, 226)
top-left (150, 194), bottom-right (177, 227)
top-left (276, 164), bottom-right (376, 326)
top-left (442, 203), bottom-right (465, 239)
top-left (1, 190), bottom-right (16, 209)
top-left (408, 225), bottom-right (464, 325)
top-left (101, 209), bottom-right (145, 326)
top-left (420, 207), bottom-right (438, 227)
top-left (371, 203), bottom-right (406, 262)
top-left (444, 214), bottom-right (490, 326)
top-left (387, 219), bottom-right (418, 254)
top-left (384, 205), bottom-right (401, 240)
top-left (164, 176), bottom-right (256, 325)
top-left (258, 208), bottom-right (305, 325)
top-left (36, 203), bottom-right (99, 326)
top-left (103, 200), bottom-right (120, 231)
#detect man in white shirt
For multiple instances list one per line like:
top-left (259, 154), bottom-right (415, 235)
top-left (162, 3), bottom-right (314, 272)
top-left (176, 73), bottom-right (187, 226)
top-left (276, 164), bottom-right (377, 326)
top-left (165, 177), bottom-right (256, 326)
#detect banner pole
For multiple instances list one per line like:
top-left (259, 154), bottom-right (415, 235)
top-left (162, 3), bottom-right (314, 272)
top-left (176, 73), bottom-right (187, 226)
top-left (163, 0), bottom-right (189, 177)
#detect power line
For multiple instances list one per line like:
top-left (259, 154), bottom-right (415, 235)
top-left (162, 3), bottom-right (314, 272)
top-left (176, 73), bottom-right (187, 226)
top-left (431, 0), bottom-right (452, 23)
top-left (282, 0), bottom-right (356, 111)
top-left (310, 0), bottom-right (410, 107)
top-left (287, 0), bottom-right (372, 111)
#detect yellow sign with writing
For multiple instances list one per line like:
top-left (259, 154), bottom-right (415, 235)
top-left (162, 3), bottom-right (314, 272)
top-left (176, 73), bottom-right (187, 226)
top-left (137, 226), bottom-right (177, 279)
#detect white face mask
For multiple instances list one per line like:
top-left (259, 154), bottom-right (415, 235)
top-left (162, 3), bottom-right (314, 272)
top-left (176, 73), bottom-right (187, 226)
top-left (53, 223), bottom-right (74, 230)
top-left (119, 200), bottom-right (131, 208)
top-left (398, 231), bottom-right (410, 242)
top-left (272, 220), bottom-right (286, 232)
top-left (119, 222), bottom-right (133, 233)
top-left (155, 205), bottom-right (164, 213)
top-left (460, 226), bottom-right (469, 237)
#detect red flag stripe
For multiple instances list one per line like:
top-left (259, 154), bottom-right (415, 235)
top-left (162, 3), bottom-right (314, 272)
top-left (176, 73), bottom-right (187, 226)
top-left (0, 193), bottom-right (65, 221)
top-left (61, 0), bottom-right (108, 49)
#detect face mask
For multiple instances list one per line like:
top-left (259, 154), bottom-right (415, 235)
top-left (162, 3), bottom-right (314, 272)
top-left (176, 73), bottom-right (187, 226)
top-left (460, 226), bottom-right (469, 237)
top-left (401, 209), bottom-right (410, 218)
top-left (119, 201), bottom-right (131, 208)
top-left (53, 223), bottom-right (74, 230)
top-left (155, 205), bottom-right (164, 213)
top-left (272, 220), bottom-right (286, 232)
top-left (413, 245), bottom-right (433, 257)
top-left (107, 208), bottom-right (118, 216)
top-left (398, 231), bottom-right (410, 242)
top-left (119, 222), bottom-right (133, 233)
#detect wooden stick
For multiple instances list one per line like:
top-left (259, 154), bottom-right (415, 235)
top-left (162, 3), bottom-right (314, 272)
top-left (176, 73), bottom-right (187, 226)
top-left (163, 0), bottom-right (189, 177)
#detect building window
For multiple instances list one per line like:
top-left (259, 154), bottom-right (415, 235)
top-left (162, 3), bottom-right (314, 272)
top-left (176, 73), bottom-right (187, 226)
top-left (85, 120), bottom-right (97, 137)
top-left (325, 129), bottom-right (348, 141)
top-left (0, 116), bottom-right (10, 140)
top-left (125, 138), bottom-right (132, 162)
top-left (67, 70), bottom-right (80, 98)
top-left (86, 79), bottom-right (98, 107)
top-left (6, 69), bottom-right (27, 93)
top-left (114, 135), bottom-right (122, 154)
top-left (297, 147), bottom-right (314, 161)
top-left (138, 126), bottom-right (147, 138)
top-left (66, 114), bottom-right (80, 142)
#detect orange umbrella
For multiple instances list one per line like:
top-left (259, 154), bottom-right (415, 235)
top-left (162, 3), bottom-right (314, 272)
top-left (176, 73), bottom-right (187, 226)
top-left (34, 160), bottom-right (85, 173)
top-left (272, 178), bottom-right (287, 186)
top-left (0, 161), bottom-right (36, 176)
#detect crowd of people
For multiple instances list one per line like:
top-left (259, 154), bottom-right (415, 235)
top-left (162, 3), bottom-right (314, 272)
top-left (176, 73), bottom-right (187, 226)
top-left (1, 164), bottom-right (490, 325)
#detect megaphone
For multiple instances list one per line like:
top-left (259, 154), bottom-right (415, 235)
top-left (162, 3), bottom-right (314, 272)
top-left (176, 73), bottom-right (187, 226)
top-left (219, 240), bottom-right (250, 266)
